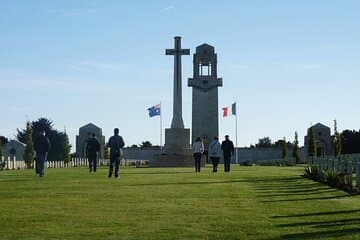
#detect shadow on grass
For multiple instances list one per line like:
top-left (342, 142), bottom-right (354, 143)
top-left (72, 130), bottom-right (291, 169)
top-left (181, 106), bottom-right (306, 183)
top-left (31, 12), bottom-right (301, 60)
top-left (277, 218), bottom-right (360, 228)
top-left (122, 179), bottom-right (250, 187)
top-left (121, 171), bottom-right (193, 175)
top-left (272, 209), bottom-right (360, 218)
top-left (256, 188), bottom-right (338, 197)
top-left (280, 228), bottom-right (360, 239)
top-left (260, 194), bottom-right (349, 202)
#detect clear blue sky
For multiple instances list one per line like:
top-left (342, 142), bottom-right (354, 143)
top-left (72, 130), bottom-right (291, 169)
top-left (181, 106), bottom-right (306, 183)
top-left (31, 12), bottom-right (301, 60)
top-left (1, 0), bottom-right (359, 149)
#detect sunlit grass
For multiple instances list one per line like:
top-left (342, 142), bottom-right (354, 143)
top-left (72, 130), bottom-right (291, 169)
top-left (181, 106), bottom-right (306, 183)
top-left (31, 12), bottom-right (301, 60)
top-left (0, 165), bottom-right (359, 239)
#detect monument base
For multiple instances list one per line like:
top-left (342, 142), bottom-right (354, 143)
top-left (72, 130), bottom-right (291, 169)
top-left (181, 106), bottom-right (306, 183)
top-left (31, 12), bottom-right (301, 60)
top-left (150, 128), bottom-right (205, 167)
top-left (163, 128), bottom-right (190, 153)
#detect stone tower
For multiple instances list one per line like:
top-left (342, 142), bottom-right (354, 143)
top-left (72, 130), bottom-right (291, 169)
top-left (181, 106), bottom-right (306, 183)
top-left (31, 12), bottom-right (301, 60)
top-left (188, 44), bottom-right (222, 148)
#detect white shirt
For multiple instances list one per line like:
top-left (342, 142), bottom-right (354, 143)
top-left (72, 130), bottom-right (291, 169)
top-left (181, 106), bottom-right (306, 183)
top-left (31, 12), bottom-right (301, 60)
top-left (192, 141), bottom-right (204, 154)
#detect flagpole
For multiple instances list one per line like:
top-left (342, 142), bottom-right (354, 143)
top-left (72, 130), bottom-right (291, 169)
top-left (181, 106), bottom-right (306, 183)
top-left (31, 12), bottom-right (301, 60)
top-left (235, 101), bottom-right (238, 164)
top-left (160, 101), bottom-right (163, 152)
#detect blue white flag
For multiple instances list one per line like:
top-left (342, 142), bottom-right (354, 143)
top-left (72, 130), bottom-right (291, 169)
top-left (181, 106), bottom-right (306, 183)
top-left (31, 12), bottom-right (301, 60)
top-left (147, 104), bottom-right (161, 117)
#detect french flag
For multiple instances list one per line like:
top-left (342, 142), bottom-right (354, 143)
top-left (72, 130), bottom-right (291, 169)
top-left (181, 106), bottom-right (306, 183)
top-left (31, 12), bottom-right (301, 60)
top-left (222, 102), bottom-right (236, 117)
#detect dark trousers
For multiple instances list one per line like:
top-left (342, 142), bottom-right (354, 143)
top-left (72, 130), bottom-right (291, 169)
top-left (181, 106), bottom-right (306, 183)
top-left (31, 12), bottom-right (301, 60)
top-left (88, 154), bottom-right (97, 172)
top-left (224, 155), bottom-right (231, 172)
top-left (37, 154), bottom-right (46, 177)
top-left (35, 158), bottom-right (39, 175)
top-left (109, 154), bottom-right (120, 178)
top-left (194, 153), bottom-right (202, 172)
top-left (210, 157), bottom-right (220, 172)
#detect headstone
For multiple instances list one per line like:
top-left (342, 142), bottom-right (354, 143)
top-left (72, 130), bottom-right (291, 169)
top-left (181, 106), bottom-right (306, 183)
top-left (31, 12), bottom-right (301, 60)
top-left (76, 123), bottom-right (105, 158)
top-left (356, 162), bottom-right (360, 188)
top-left (152, 36), bottom-right (193, 167)
top-left (347, 161), bottom-right (353, 188)
top-left (188, 43), bottom-right (223, 148)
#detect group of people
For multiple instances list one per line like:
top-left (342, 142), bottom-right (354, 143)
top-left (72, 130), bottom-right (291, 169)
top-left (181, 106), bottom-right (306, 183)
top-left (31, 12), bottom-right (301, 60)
top-left (192, 135), bottom-right (235, 173)
top-left (34, 128), bottom-right (235, 178)
top-left (33, 128), bottom-right (125, 179)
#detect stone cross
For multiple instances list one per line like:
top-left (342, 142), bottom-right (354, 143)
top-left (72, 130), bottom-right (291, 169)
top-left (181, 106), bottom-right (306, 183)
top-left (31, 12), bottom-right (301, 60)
top-left (166, 36), bottom-right (190, 129)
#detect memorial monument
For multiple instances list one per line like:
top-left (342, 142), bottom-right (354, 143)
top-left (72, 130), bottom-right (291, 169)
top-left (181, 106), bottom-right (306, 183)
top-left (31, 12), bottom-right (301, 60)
top-left (188, 44), bottom-right (223, 149)
top-left (151, 36), bottom-right (194, 167)
top-left (76, 123), bottom-right (105, 158)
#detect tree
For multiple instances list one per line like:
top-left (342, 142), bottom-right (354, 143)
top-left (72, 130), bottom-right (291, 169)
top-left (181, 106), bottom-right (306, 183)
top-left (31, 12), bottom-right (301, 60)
top-left (17, 117), bottom-right (54, 144)
top-left (308, 126), bottom-right (317, 163)
top-left (0, 140), bottom-right (4, 170)
top-left (61, 132), bottom-right (71, 163)
top-left (256, 137), bottom-right (272, 148)
top-left (292, 131), bottom-right (301, 164)
top-left (282, 137), bottom-right (288, 159)
top-left (23, 122), bottom-right (34, 168)
top-left (0, 136), bottom-right (9, 145)
top-left (17, 118), bottom-right (71, 162)
top-left (341, 129), bottom-right (360, 154)
top-left (333, 119), bottom-right (342, 158)
top-left (140, 141), bottom-right (152, 148)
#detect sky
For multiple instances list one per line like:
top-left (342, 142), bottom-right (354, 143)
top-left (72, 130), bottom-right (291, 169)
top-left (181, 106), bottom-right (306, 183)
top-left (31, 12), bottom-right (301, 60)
top-left (1, 0), bottom-right (359, 150)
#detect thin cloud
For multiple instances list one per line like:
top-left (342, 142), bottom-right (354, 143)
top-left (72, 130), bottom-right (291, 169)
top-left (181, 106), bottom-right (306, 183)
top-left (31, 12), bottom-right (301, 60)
top-left (76, 61), bottom-right (130, 71)
top-left (277, 63), bottom-right (323, 71)
top-left (43, 8), bottom-right (98, 17)
top-left (161, 5), bottom-right (175, 12)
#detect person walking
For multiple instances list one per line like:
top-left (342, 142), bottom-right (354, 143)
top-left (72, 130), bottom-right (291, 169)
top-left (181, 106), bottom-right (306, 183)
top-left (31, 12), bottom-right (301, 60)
top-left (108, 128), bottom-right (125, 179)
top-left (221, 135), bottom-right (234, 172)
top-left (208, 136), bottom-right (221, 172)
top-left (86, 133), bottom-right (100, 172)
top-left (33, 131), bottom-right (51, 177)
top-left (192, 137), bottom-right (204, 173)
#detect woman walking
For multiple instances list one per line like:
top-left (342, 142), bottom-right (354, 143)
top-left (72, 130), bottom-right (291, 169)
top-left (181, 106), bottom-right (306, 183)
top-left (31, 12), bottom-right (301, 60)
top-left (192, 137), bottom-right (204, 172)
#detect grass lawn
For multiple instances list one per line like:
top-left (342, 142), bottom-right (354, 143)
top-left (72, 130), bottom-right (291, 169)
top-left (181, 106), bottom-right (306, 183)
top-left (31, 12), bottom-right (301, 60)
top-left (0, 165), bottom-right (359, 240)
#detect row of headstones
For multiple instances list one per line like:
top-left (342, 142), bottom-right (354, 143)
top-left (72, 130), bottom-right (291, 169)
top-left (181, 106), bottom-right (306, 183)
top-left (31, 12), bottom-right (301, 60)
top-left (0, 156), bottom-right (110, 170)
top-left (312, 157), bottom-right (360, 188)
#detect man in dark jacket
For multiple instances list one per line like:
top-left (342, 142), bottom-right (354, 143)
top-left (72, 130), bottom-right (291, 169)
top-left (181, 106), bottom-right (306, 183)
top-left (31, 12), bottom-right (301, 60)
top-left (108, 128), bottom-right (125, 179)
top-left (86, 133), bottom-right (100, 172)
top-left (221, 135), bottom-right (234, 172)
top-left (34, 131), bottom-right (51, 177)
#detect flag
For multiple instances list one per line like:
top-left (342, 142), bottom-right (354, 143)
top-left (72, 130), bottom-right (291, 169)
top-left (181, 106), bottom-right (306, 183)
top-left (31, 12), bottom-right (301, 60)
top-left (147, 104), bottom-right (161, 117)
top-left (222, 107), bottom-right (230, 117)
top-left (222, 102), bottom-right (236, 117)
top-left (232, 102), bottom-right (236, 115)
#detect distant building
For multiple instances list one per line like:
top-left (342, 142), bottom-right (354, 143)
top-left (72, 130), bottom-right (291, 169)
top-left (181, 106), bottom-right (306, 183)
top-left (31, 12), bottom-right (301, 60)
top-left (304, 123), bottom-right (333, 157)
top-left (3, 140), bottom-right (25, 161)
top-left (76, 123), bottom-right (105, 158)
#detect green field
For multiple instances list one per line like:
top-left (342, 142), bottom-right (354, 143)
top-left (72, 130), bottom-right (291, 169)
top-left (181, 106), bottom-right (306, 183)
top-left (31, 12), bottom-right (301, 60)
top-left (0, 165), bottom-right (359, 240)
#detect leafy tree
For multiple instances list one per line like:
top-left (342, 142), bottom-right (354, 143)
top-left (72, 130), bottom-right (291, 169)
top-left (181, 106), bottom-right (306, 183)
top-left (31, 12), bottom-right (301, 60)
top-left (17, 117), bottom-right (54, 143)
top-left (0, 136), bottom-right (9, 145)
top-left (140, 141), bottom-right (152, 148)
top-left (256, 137), bottom-right (272, 148)
top-left (0, 140), bottom-right (4, 170)
top-left (23, 122), bottom-right (34, 168)
top-left (61, 132), bottom-right (71, 163)
top-left (292, 131), bottom-right (301, 164)
top-left (17, 118), bottom-right (71, 162)
top-left (308, 126), bottom-right (317, 163)
top-left (341, 129), bottom-right (360, 154)
top-left (333, 120), bottom-right (342, 158)
top-left (282, 137), bottom-right (288, 159)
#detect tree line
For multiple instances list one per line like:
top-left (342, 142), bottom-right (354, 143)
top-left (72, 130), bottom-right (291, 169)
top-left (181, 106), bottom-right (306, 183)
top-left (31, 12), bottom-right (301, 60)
top-left (16, 118), bottom-right (71, 168)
